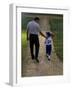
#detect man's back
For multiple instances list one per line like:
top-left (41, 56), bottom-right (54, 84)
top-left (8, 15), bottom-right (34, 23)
top-left (27, 20), bottom-right (40, 35)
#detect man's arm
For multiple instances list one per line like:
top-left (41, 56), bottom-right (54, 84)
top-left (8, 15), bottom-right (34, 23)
top-left (27, 23), bottom-right (30, 40)
top-left (40, 31), bottom-right (47, 38)
top-left (27, 30), bottom-right (29, 40)
top-left (27, 28), bottom-right (30, 40)
top-left (38, 24), bottom-right (46, 38)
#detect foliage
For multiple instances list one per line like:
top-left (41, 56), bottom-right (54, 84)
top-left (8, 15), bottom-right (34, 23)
top-left (21, 31), bottom-right (27, 48)
top-left (21, 16), bottom-right (33, 31)
top-left (49, 18), bottom-right (63, 61)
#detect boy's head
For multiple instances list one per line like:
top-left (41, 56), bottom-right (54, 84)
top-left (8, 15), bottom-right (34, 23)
top-left (46, 32), bottom-right (51, 37)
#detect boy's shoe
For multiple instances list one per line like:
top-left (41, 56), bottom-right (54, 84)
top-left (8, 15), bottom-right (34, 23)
top-left (48, 56), bottom-right (51, 61)
top-left (48, 58), bottom-right (50, 61)
top-left (46, 54), bottom-right (48, 57)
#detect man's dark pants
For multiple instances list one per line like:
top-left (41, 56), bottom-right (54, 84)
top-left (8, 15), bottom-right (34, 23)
top-left (29, 34), bottom-right (39, 59)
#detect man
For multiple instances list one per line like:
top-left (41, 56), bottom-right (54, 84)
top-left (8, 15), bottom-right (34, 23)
top-left (27, 17), bottom-right (46, 63)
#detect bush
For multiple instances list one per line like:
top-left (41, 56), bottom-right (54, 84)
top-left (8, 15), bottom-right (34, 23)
top-left (21, 31), bottom-right (27, 48)
top-left (49, 18), bottom-right (63, 61)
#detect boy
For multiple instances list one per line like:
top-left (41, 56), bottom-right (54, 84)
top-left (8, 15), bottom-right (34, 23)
top-left (45, 31), bottom-right (54, 61)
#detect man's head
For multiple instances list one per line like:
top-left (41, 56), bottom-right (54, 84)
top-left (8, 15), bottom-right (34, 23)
top-left (34, 17), bottom-right (40, 23)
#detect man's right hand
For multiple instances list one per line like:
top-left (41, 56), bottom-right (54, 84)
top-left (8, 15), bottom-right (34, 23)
top-left (40, 31), bottom-right (47, 38)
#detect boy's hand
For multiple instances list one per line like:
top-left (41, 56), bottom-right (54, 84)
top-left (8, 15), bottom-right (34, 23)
top-left (50, 32), bottom-right (55, 37)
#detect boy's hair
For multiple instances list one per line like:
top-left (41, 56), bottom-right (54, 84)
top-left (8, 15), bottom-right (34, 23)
top-left (46, 32), bottom-right (51, 37)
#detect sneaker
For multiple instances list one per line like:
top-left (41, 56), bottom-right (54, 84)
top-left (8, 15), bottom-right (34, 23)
top-left (48, 56), bottom-right (51, 61)
top-left (46, 54), bottom-right (48, 57)
top-left (48, 58), bottom-right (50, 61)
top-left (32, 55), bottom-right (35, 60)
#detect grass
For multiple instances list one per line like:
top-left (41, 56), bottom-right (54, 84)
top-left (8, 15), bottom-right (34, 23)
top-left (21, 31), bottom-right (27, 48)
top-left (54, 33), bottom-right (63, 60)
top-left (21, 31), bottom-right (27, 77)
top-left (49, 18), bottom-right (63, 61)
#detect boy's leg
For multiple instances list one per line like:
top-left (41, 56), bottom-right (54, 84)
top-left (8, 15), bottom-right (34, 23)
top-left (48, 45), bottom-right (52, 60)
top-left (46, 45), bottom-right (48, 57)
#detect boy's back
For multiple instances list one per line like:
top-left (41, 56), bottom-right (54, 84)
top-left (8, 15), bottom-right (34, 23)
top-left (45, 36), bottom-right (52, 46)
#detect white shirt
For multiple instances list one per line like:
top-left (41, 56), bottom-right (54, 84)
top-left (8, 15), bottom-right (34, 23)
top-left (45, 37), bottom-right (52, 45)
top-left (27, 20), bottom-right (40, 35)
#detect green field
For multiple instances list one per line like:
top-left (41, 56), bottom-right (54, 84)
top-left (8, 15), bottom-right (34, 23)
top-left (49, 18), bottom-right (63, 61)
top-left (21, 31), bottom-right (27, 48)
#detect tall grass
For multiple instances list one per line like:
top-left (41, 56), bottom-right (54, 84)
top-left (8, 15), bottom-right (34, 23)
top-left (21, 31), bottom-right (27, 48)
top-left (49, 18), bottom-right (63, 61)
top-left (21, 31), bottom-right (27, 76)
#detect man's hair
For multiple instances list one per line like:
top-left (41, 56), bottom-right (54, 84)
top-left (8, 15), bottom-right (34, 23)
top-left (34, 17), bottom-right (40, 21)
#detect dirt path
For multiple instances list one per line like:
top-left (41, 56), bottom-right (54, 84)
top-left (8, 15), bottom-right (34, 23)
top-left (22, 32), bottom-right (63, 77)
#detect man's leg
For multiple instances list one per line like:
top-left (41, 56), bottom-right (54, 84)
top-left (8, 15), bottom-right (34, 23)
top-left (30, 35), bottom-right (34, 59)
top-left (35, 36), bottom-right (39, 60)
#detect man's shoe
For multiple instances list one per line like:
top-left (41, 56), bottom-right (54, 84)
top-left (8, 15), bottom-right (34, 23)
top-left (35, 58), bottom-right (39, 63)
top-left (48, 58), bottom-right (50, 61)
top-left (32, 55), bottom-right (35, 60)
top-left (32, 57), bottom-right (34, 60)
